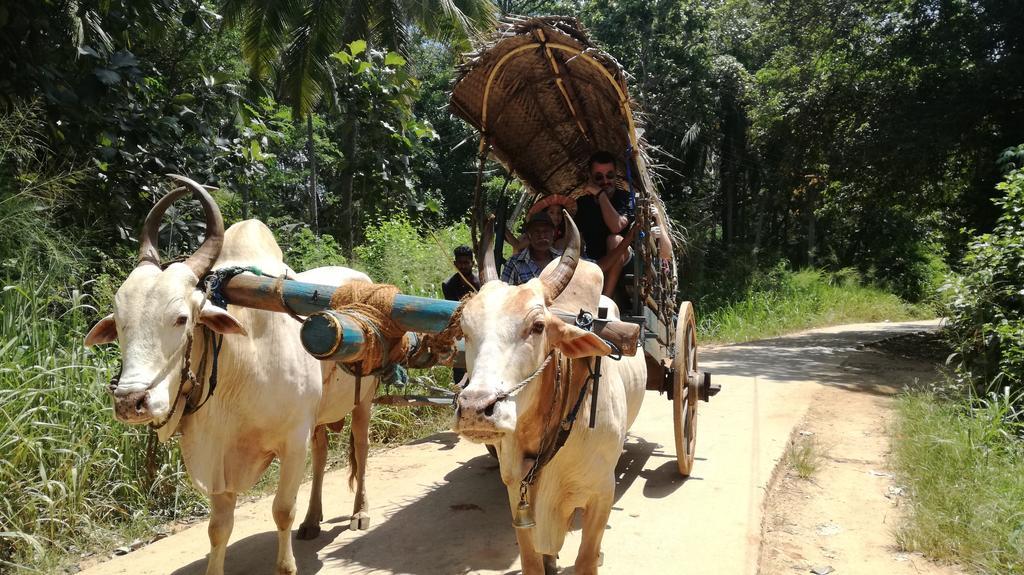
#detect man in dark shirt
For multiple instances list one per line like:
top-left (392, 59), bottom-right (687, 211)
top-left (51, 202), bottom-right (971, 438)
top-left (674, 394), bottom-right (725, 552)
top-left (575, 150), bottom-right (635, 296)
top-left (441, 245), bottom-right (478, 386)
top-left (442, 245), bottom-right (479, 301)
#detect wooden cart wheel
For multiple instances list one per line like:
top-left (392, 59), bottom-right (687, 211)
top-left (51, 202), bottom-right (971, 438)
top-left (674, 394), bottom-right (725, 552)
top-left (673, 301), bottom-right (699, 476)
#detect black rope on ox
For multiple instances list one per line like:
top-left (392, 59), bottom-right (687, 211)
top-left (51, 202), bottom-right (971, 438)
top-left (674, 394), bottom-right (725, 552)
top-left (149, 331), bottom-right (195, 431)
top-left (187, 265), bottom-right (295, 412)
top-left (184, 326), bottom-right (223, 415)
top-left (204, 266), bottom-right (254, 309)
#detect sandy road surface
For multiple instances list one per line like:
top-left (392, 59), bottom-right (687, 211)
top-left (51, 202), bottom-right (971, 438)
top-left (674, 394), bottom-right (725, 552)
top-left (80, 320), bottom-right (942, 575)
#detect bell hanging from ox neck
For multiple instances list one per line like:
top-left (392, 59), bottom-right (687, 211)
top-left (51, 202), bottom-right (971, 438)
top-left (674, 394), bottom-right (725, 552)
top-left (513, 499), bottom-right (536, 529)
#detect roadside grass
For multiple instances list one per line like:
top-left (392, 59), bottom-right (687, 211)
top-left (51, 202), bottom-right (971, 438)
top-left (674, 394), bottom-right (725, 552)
top-left (699, 267), bottom-right (931, 344)
top-left (785, 434), bottom-right (825, 480)
top-left (0, 273), bottom-right (209, 573)
top-left (892, 391), bottom-right (1024, 574)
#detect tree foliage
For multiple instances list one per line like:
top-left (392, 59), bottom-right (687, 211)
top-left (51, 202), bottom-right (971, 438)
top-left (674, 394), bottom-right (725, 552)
top-left (946, 164), bottom-right (1024, 397)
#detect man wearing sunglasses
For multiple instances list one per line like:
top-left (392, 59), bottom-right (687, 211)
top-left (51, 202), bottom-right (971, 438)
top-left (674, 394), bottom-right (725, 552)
top-left (576, 150), bottom-right (636, 297)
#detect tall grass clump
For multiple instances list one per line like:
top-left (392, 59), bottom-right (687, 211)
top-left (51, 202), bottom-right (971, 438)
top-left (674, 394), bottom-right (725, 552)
top-left (892, 391), bottom-right (1024, 573)
top-left (699, 263), bottom-right (928, 343)
top-left (1, 104), bottom-right (204, 572)
top-left (890, 155), bottom-right (1024, 574)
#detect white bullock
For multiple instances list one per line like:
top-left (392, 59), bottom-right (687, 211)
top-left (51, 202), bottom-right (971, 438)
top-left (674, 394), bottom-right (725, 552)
top-left (453, 216), bottom-right (646, 575)
top-left (85, 175), bottom-right (375, 575)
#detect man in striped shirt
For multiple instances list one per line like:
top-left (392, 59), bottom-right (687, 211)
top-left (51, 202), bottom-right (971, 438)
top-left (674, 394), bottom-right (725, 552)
top-left (501, 211), bottom-right (562, 285)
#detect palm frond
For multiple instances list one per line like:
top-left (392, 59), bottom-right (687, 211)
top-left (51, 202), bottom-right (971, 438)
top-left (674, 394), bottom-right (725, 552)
top-left (404, 0), bottom-right (496, 46)
top-left (374, 0), bottom-right (409, 53)
top-left (219, 0), bottom-right (249, 28)
top-left (341, 0), bottom-right (375, 44)
top-left (281, 0), bottom-right (345, 117)
top-left (238, 0), bottom-right (303, 81)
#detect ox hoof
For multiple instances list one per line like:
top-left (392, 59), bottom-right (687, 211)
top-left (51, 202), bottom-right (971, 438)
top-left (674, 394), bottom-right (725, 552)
top-left (350, 513), bottom-right (371, 531)
top-left (296, 521), bottom-right (321, 540)
top-left (543, 554), bottom-right (557, 574)
top-left (275, 562), bottom-right (297, 575)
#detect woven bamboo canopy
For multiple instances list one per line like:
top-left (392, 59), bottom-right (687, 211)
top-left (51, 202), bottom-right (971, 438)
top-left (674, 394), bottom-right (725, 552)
top-left (450, 16), bottom-right (656, 200)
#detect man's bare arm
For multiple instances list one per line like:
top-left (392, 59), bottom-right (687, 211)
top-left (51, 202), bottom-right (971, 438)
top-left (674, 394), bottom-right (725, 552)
top-left (585, 183), bottom-right (629, 233)
top-left (651, 207), bottom-right (674, 259)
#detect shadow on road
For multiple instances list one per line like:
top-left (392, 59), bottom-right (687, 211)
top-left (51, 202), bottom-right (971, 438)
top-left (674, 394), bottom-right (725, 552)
top-left (169, 524), bottom-right (343, 575)
top-left (167, 429), bottom-right (698, 574)
top-left (703, 325), bottom-right (939, 398)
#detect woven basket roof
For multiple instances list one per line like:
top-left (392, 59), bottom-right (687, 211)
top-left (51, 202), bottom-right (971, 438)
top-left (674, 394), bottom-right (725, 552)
top-left (450, 16), bottom-right (655, 199)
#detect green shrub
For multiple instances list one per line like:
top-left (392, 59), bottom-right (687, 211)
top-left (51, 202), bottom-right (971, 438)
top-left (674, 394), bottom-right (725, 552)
top-left (699, 263), bottom-right (928, 343)
top-left (354, 216), bottom-right (470, 296)
top-left (275, 224), bottom-right (348, 271)
top-left (945, 164), bottom-right (1024, 397)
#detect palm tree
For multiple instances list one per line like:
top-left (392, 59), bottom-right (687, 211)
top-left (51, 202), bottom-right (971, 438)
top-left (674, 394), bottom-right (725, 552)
top-left (220, 0), bottom-right (495, 246)
top-left (221, 0), bottom-right (496, 117)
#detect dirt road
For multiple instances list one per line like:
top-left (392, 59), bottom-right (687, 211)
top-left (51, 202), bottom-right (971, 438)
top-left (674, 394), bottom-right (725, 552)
top-left (80, 320), bottom-right (949, 575)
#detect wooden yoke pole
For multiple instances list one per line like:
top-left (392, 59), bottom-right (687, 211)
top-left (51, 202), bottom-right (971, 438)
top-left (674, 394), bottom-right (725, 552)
top-left (221, 274), bottom-right (642, 363)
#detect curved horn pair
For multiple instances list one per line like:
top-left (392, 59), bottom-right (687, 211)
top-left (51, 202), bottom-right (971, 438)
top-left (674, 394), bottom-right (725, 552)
top-left (479, 209), bottom-right (581, 302)
top-left (137, 174), bottom-right (224, 279)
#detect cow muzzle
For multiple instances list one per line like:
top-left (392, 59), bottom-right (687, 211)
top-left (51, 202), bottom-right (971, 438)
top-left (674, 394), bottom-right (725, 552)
top-left (111, 389), bottom-right (155, 423)
top-left (453, 386), bottom-right (514, 442)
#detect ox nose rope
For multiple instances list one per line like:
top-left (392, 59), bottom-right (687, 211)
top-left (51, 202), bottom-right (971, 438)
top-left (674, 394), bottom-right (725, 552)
top-left (143, 267), bottom-right (251, 431)
top-left (494, 351), bottom-right (555, 401)
top-left (147, 330), bottom-right (196, 431)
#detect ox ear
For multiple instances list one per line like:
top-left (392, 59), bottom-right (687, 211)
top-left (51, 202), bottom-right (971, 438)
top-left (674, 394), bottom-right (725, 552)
top-left (85, 314), bottom-right (117, 346)
top-left (551, 321), bottom-right (612, 359)
top-left (199, 300), bottom-right (248, 336)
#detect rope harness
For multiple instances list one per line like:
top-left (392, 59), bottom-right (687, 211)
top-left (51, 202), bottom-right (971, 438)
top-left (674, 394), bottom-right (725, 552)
top-left (138, 266), bottom-right (282, 431)
top-left (404, 293), bottom-right (469, 371)
top-left (515, 350), bottom-right (599, 525)
top-left (325, 283), bottom-right (468, 402)
top-left (145, 329), bottom-right (196, 430)
top-left (510, 309), bottom-right (618, 524)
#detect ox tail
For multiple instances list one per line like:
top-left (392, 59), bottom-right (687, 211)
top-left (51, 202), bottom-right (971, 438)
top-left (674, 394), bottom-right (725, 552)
top-left (347, 429), bottom-right (359, 491)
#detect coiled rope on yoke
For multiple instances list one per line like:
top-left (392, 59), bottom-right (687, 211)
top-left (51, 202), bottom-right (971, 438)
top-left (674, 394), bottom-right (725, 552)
top-left (328, 282), bottom-right (409, 377)
top-left (326, 283), bottom-right (467, 373)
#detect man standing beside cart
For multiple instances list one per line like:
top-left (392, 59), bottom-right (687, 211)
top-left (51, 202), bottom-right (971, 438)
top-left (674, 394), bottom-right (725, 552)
top-left (442, 245), bottom-right (478, 385)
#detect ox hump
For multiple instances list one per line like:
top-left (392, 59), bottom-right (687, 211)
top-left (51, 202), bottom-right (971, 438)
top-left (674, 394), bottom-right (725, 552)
top-left (548, 259), bottom-right (603, 314)
top-left (218, 220), bottom-right (284, 268)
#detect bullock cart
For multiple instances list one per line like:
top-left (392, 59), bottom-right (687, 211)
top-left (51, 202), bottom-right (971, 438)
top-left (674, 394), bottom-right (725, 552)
top-left (447, 16), bottom-right (719, 476)
top-left (202, 16), bottom-right (716, 477)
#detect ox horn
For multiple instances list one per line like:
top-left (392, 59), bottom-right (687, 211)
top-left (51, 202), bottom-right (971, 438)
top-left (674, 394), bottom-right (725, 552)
top-left (137, 174), bottom-right (224, 279)
top-left (479, 215), bottom-right (500, 285)
top-left (539, 210), bottom-right (580, 302)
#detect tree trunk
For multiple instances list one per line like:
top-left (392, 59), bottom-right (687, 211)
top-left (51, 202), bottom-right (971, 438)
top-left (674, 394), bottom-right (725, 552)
top-left (806, 183), bottom-right (818, 267)
top-left (307, 115), bottom-right (319, 234)
top-left (719, 91), bottom-right (743, 249)
top-left (750, 164), bottom-right (765, 265)
top-left (241, 181), bottom-right (250, 220)
top-left (339, 108), bottom-right (359, 257)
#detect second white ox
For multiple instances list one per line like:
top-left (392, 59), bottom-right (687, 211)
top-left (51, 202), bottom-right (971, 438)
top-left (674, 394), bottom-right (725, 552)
top-left (453, 216), bottom-right (646, 575)
top-left (85, 176), bottom-right (377, 575)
